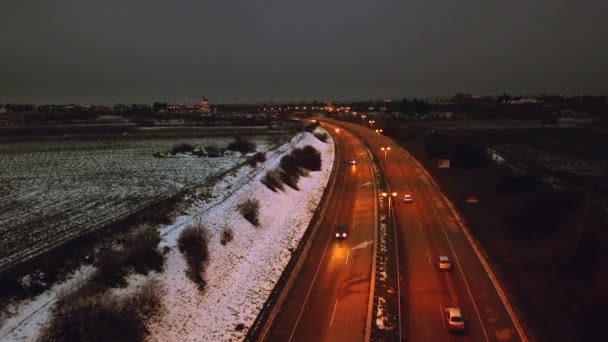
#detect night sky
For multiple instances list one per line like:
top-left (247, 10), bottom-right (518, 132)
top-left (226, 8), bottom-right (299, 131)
top-left (1, 0), bottom-right (607, 104)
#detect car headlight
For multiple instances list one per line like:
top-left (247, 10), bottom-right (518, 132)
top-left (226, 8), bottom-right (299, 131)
top-left (336, 233), bottom-right (340, 238)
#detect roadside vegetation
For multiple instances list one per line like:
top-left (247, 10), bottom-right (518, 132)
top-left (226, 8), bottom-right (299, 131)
top-left (313, 131), bottom-right (328, 142)
top-left (260, 145), bottom-right (322, 192)
top-left (247, 151), bottom-right (267, 167)
top-left (227, 136), bottom-right (257, 153)
top-left (220, 226), bottom-right (234, 245)
top-left (93, 226), bottom-right (165, 287)
top-left (178, 221), bottom-right (210, 291)
top-left (238, 198), bottom-right (261, 227)
top-left (39, 279), bottom-right (164, 342)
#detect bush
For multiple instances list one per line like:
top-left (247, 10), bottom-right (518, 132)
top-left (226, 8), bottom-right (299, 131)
top-left (280, 170), bottom-right (299, 190)
top-left (279, 155), bottom-right (305, 177)
top-left (94, 227), bottom-right (164, 287)
top-left (292, 145), bottom-right (322, 171)
top-left (192, 149), bottom-right (206, 157)
top-left (247, 152), bottom-right (267, 167)
top-left (313, 132), bottom-right (328, 142)
top-left (227, 136), bottom-right (257, 153)
top-left (40, 280), bottom-right (163, 342)
top-left (305, 121), bottom-right (320, 132)
top-left (170, 143), bottom-right (195, 155)
top-left (220, 226), bottom-right (234, 245)
top-left (178, 222), bottom-right (209, 290)
top-left (95, 248), bottom-right (130, 287)
top-left (238, 198), bottom-right (260, 227)
top-left (205, 144), bottom-right (223, 157)
top-left (261, 169), bottom-right (284, 192)
top-left (126, 227), bottom-right (164, 275)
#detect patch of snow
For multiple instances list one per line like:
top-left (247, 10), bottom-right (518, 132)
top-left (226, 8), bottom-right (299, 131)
top-left (148, 129), bottom-right (334, 341)
top-left (0, 130), bottom-right (334, 341)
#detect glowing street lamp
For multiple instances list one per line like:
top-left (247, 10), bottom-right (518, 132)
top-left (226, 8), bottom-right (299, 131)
top-left (381, 146), bottom-right (391, 161)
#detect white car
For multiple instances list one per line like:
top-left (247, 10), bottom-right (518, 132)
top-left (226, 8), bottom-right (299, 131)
top-left (438, 256), bottom-right (452, 270)
top-left (445, 307), bottom-right (465, 331)
top-left (402, 194), bottom-right (413, 203)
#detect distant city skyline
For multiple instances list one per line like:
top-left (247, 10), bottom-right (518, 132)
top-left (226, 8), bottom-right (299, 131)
top-left (1, 1), bottom-right (607, 105)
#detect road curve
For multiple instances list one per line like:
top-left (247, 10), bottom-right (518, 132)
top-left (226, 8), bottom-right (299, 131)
top-left (265, 122), bottom-right (378, 342)
top-left (332, 120), bottom-right (527, 342)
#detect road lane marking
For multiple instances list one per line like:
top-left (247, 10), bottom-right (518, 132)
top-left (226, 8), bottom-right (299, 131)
top-left (440, 305), bottom-right (446, 328)
top-left (396, 144), bottom-right (528, 341)
top-left (345, 250), bottom-right (350, 266)
top-left (430, 197), bottom-right (490, 342)
top-left (418, 220), bottom-right (423, 231)
top-left (352, 218), bottom-right (357, 230)
top-left (288, 153), bottom-right (349, 342)
top-left (330, 299), bottom-right (339, 327)
top-left (351, 240), bottom-right (373, 251)
top-left (427, 252), bottom-right (433, 267)
top-left (360, 182), bottom-right (372, 187)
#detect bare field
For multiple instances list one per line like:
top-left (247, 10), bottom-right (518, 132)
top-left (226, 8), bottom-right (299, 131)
top-left (0, 136), bottom-right (277, 271)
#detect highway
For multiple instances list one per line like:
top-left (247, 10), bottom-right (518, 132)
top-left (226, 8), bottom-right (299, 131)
top-left (265, 122), bottom-right (378, 341)
top-left (336, 120), bottom-right (527, 342)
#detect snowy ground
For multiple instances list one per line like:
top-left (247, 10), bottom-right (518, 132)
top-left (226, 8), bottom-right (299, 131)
top-left (0, 136), bottom-right (277, 271)
top-left (0, 128), bottom-right (334, 341)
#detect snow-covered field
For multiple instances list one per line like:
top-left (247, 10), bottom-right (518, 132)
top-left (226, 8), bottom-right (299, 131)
top-left (0, 129), bottom-right (335, 341)
top-left (0, 136), bottom-right (277, 271)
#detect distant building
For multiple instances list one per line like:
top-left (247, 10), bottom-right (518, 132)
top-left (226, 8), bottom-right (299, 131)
top-left (200, 97), bottom-right (210, 113)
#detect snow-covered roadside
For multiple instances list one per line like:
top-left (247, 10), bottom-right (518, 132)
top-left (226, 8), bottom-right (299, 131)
top-left (148, 128), bottom-right (334, 341)
top-left (0, 127), bottom-right (334, 341)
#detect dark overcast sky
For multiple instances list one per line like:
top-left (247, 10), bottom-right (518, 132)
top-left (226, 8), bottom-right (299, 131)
top-left (1, 0), bottom-right (607, 104)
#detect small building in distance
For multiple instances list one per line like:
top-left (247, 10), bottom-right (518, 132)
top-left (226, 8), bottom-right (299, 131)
top-left (200, 97), bottom-right (210, 113)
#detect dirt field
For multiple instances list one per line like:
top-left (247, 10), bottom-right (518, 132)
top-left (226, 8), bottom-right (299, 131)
top-left (397, 122), bottom-right (608, 341)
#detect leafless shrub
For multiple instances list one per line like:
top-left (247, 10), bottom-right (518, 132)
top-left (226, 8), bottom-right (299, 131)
top-left (227, 136), bottom-right (257, 153)
top-left (292, 145), bottom-right (322, 171)
top-left (238, 198), bottom-right (260, 227)
top-left (261, 169), bottom-right (284, 192)
top-left (94, 226), bottom-right (164, 288)
top-left (178, 221), bottom-right (209, 291)
top-left (39, 280), bottom-right (163, 342)
top-left (247, 152), bottom-right (267, 167)
top-left (280, 170), bottom-right (299, 190)
top-left (313, 132), bottom-right (328, 142)
top-left (170, 142), bottom-right (195, 155)
top-left (220, 226), bottom-right (234, 245)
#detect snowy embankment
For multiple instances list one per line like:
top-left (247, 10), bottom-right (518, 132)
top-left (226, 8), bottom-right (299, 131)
top-left (0, 129), bottom-right (333, 342)
top-left (148, 128), bottom-right (334, 341)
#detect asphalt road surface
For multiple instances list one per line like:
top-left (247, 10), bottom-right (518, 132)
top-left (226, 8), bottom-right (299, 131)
top-left (266, 122), bottom-right (377, 342)
top-left (336, 120), bottom-right (527, 342)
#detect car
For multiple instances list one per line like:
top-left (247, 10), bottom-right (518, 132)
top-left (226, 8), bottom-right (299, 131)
top-left (402, 194), bottom-right (413, 203)
top-left (335, 224), bottom-right (347, 239)
top-left (348, 158), bottom-right (356, 165)
top-left (445, 307), bottom-right (465, 331)
top-left (438, 255), bottom-right (452, 270)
